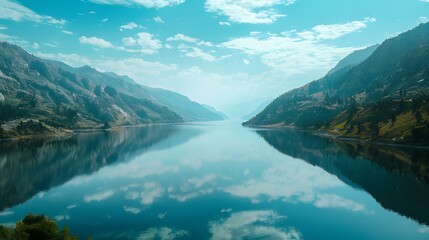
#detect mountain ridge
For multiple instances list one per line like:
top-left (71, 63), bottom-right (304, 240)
top-left (0, 41), bottom-right (223, 138)
top-left (244, 23), bottom-right (429, 145)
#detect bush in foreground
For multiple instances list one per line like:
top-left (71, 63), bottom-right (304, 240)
top-left (0, 214), bottom-right (79, 240)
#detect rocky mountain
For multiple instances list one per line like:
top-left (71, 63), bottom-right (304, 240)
top-left (0, 42), bottom-right (182, 132)
top-left (47, 62), bottom-right (225, 122)
top-left (245, 23), bottom-right (429, 144)
top-left (223, 98), bottom-right (272, 120)
top-left (0, 42), bottom-right (224, 137)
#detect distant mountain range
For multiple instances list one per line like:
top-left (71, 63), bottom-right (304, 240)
top-left (0, 42), bottom-right (224, 137)
top-left (223, 98), bottom-right (272, 120)
top-left (245, 23), bottom-right (429, 145)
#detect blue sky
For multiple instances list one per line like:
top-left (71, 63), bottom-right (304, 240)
top-left (0, 0), bottom-right (428, 109)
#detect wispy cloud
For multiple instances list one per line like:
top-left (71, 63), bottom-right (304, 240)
top-left (123, 205), bottom-right (142, 214)
top-left (0, 211), bottom-right (14, 216)
top-left (84, 190), bottom-right (115, 203)
top-left (221, 18), bottom-right (375, 75)
top-left (119, 21), bottom-right (142, 31)
top-left (121, 32), bottom-right (162, 54)
top-left (209, 210), bottom-right (302, 239)
top-left (300, 17), bottom-right (376, 40)
top-left (34, 51), bottom-right (90, 67)
top-left (314, 194), bottom-right (365, 212)
top-left (205, 0), bottom-right (295, 24)
top-left (0, 32), bottom-right (16, 41)
top-left (185, 47), bottom-right (217, 62)
top-left (418, 16), bottom-right (429, 23)
top-left (137, 227), bottom-right (188, 240)
top-left (61, 30), bottom-right (73, 35)
top-left (88, 0), bottom-right (185, 8)
top-left (95, 58), bottom-right (177, 76)
top-left (32, 42), bottom-right (39, 49)
top-left (79, 36), bottom-right (114, 48)
top-left (167, 33), bottom-right (213, 47)
top-left (0, 0), bottom-right (66, 26)
top-left (153, 16), bottom-right (164, 23)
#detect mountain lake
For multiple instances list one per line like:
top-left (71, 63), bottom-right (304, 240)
top-left (0, 122), bottom-right (428, 240)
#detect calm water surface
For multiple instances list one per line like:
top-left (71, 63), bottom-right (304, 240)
top-left (1, 122), bottom-right (429, 239)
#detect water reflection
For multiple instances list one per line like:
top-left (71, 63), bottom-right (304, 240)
top-left (256, 128), bottom-right (429, 225)
top-left (208, 210), bottom-right (301, 240)
top-left (0, 123), bottom-right (428, 239)
top-left (0, 125), bottom-right (199, 211)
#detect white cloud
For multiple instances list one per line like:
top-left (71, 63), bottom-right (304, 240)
top-left (0, 0), bottom-right (66, 26)
top-left (66, 204), bottom-right (77, 209)
top-left (79, 36), bottom-right (114, 48)
top-left (34, 51), bottom-right (90, 67)
top-left (418, 226), bottom-right (429, 234)
top-left (166, 34), bottom-right (221, 61)
top-left (0, 211), bottom-right (14, 216)
top-left (419, 16), bottom-right (429, 23)
top-left (61, 30), bottom-right (73, 35)
top-left (242, 58), bottom-right (250, 65)
top-left (167, 33), bottom-right (213, 47)
top-left (221, 18), bottom-right (375, 75)
top-left (0, 32), bottom-right (16, 41)
top-left (32, 42), bottom-right (39, 49)
top-left (186, 47), bottom-right (217, 62)
top-left (136, 32), bottom-right (162, 54)
top-left (167, 33), bottom-right (198, 43)
top-left (205, 0), bottom-right (295, 24)
top-left (122, 36), bottom-right (136, 46)
top-left (88, 0), bottom-right (185, 8)
top-left (84, 190), bottom-right (115, 202)
top-left (420, 0), bottom-right (429, 2)
top-left (140, 182), bottom-right (164, 205)
top-left (314, 194), bottom-right (365, 212)
top-left (188, 174), bottom-right (217, 188)
top-left (308, 17), bottom-right (376, 40)
top-left (54, 214), bottom-right (70, 221)
top-left (154, 16), bottom-right (164, 23)
top-left (219, 21), bottom-right (231, 26)
top-left (137, 227), bottom-right (188, 240)
top-left (101, 18), bottom-right (109, 23)
top-left (225, 161), bottom-right (344, 204)
top-left (209, 210), bottom-right (302, 240)
top-left (222, 34), bottom-right (355, 74)
top-left (89, 10), bottom-right (96, 14)
top-left (44, 43), bottom-right (57, 48)
top-left (0, 25), bottom-right (7, 30)
top-left (95, 58), bottom-right (177, 77)
top-left (119, 21), bottom-right (141, 31)
top-left (168, 173), bottom-right (218, 202)
top-left (121, 32), bottom-right (162, 54)
top-left (123, 205), bottom-right (142, 214)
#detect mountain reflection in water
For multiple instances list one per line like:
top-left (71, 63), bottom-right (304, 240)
top-left (0, 125), bottom-right (199, 211)
top-left (256, 128), bottom-right (429, 225)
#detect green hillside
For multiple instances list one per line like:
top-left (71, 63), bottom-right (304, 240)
top-left (245, 23), bottom-right (429, 145)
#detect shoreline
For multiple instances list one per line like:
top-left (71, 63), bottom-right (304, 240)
top-left (0, 121), bottom-right (186, 142)
top-left (243, 123), bottom-right (429, 150)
